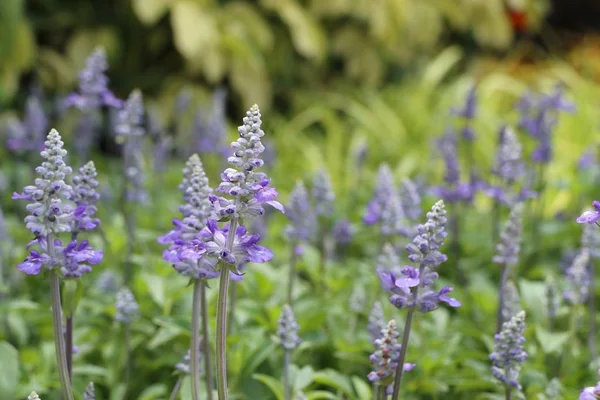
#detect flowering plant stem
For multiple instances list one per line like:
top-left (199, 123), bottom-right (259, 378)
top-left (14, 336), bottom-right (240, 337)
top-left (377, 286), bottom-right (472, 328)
top-left (286, 241), bottom-right (298, 305)
top-left (201, 284), bottom-right (214, 400)
top-left (496, 263), bottom-right (509, 333)
top-left (390, 308), bottom-right (415, 400)
top-left (169, 376), bottom-right (184, 400)
top-left (505, 389), bottom-right (512, 400)
top-left (216, 218), bottom-right (239, 400)
top-left (283, 350), bottom-right (291, 400)
top-left (191, 279), bottom-right (202, 400)
top-left (66, 314), bottom-right (73, 380)
top-left (375, 385), bottom-right (386, 400)
top-left (48, 241), bottom-right (74, 400)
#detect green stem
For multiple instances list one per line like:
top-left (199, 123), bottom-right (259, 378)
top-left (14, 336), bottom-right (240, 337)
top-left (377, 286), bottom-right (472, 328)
top-left (66, 314), bottom-right (73, 381)
top-left (49, 264), bottom-right (73, 400)
top-left (505, 387), bottom-right (512, 400)
top-left (124, 324), bottom-right (131, 393)
top-left (390, 309), bottom-right (415, 400)
top-left (216, 218), bottom-right (239, 400)
top-left (169, 376), bottom-right (184, 400)
top-left (191, 280), bottom-right (202, 400)
top-left (227, 281), bottom-right (237, 335)
top-left (286, 242), bottom-right (299, 305)
top-left (283, 350), bottom-right (291, 400)
top-left (201, 285), bottom-right (214, 400)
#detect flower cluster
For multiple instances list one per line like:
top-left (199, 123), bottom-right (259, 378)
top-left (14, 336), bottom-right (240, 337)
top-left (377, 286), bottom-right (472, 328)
top-left (277, 304), bottom-right (301, 351)
top-left (312, 169), bottom-right (335, 218)
top-left (399, 178), bottom-right (422, 221)
top-left (7, 94), bottom-right (48, 152)
top-left (285, 181), bottom-right (317, 243)
top-left (83, 382), bottom-right (95, 400)
top-left (451, 85), bottom-right (477, 141)
top-left (379, 200), bottom-right (460, 312)
top-left (500, 281), bottom-right (521, 325)
top-left (115, 287), bottom-right (139, 324)
top-left (578, 201), bottom-right (600, 225)
top-left (332, 219), bottom-right (354, 246)
top-left (364, 164), bottom-right (395, 225)
top-left (210, 105), bottom-right (284, 222)
top-left (28, 392), bottom-right (41, 400)
top-left (580, 380), bottom-right (600, 400)
top-left (13, 129), bottom-right (103, 278)
top-left (431, 130), bottom-right (476, 203)
top-left (564, 250), bottom-right (591, 305)
top-left (368, 302), bottom-right (386, 344)
top-left (175, 347), bottom-right (202, 375)
top-left (493, 204), bottom-right (523, 267)
top-left (71, 161), bottom-right (100, 233)
top-left (65, 47), bottom-right (121, 110)
top-left (490, 311), bottom-right (528, 390)
top-left (368, 320), bottom-right (415, 386)
top-left (193, 88), bottom-right (229, 156)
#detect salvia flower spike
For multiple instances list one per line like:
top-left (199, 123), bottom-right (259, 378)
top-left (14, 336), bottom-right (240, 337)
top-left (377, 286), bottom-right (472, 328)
top-left (490, 311), bottom-right (527, 392)
top-left (500, 281), bottom-right (521, 325)
top-left (285, 181), bottom-right (317, 243)
top-left (493, 204), bottom-right (523, 267)
top-left (368, 302), bottom-right (386, 344)
top-left (115, 287), bottom-right (139, 324)
top-left (71, 161), bottom-right (100, 234)
top-left (399, 178), bottom-right (422, 221)
top-left (312, 169), bottom-right (335, 218)
top-left (564, 250), bottom-right (591, 305)
top-left (83, 382), bottom-right (95, 400)
top-left (368, 320), bottom-right (415, 390)
top-left (278, 304), bottom-right (301, 351)
top-left (364, 164), bottom-right (395, 225)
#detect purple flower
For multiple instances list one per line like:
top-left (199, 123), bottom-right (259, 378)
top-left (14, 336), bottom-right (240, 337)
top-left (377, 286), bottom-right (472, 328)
top-left (285, 181), bottom-right (317, 243)
top-left (312, 169), bottom-right (335, 217)
top-left (580, 383), bottom-right (600, 400)
top-left (578, 149), bottom-right (596, 170)
top-left (368, 302), bottom-right (386, 344)
top-left (493, 204), bottom-right (523, 267)
top-left (578, 201), bottom-right (600, 225)
top-left (490, 311), bottom-right (527, 390)
top-left (368, 320), bottom-right (414, 386)
top-left (71, 161), bottom-right (100, 233)
top-left (65, 47), bottom-right (121, 111)
top-left (364, 164), bottom-right (395, 225)
top-left (563, 250), bottom-right (591, 305)
top-left (115, 287), bottom-right (139, 324)
top-left (451, 85), bottom-right (477, 120)
top-left (332, 219), bottom-right (354, 245)
top-left (277, 304), bottom-right (301, 350)
top-left (6, 95), bottom-right (48, 152)
top-left (192, 88), bottom-right (229, 157)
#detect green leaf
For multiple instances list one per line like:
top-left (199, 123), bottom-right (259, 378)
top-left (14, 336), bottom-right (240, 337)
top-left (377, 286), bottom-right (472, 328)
top-left (313, 369), bottom-right (354, 396)
top-left (0, 341), bottom-right (20, 398)
top-left (351, 376), bottom-right (372, 400)
top-left (292, 365), bottom-right (314, 390)
top-left (132, 0), bottom-right (171, 25)
top-left (138, 383), bottom-right (168, 399)
top-left (170, 1), bottom-right (218, 60)
top-left (62, 280), bottom-right (83, 316)
top-left (535, 326), bottom-right (570, 354)
top-left (253, 373), bottom-right (284, 400)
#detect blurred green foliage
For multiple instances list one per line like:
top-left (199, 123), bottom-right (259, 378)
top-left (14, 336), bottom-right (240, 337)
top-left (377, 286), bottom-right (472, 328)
top-left (3, 0), bottom-right (551, 111)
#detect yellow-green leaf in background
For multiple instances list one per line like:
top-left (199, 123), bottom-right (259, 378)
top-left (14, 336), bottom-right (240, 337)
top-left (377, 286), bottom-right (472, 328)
top-left (132, 0), bottom-right (172, 25)
top-left (221, 2), bottom-right (274, 52)
top-left (171, 1), bottom-right (218, 61)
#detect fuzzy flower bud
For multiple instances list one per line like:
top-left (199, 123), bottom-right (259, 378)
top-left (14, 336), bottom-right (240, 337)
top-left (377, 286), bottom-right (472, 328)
top-left (285, 181), bottom-right (317, 243)
top-left (83, 382), bottom-right (95, 400)
top-left (28, 392), bottom-right (41, 400)
top-left (115, 287), bottom-right (139, 324)
top-left (493, 204), bottom-right (523, 267)
top-left (368, 302), bottom-right (386, 344)
top-left (277, 304), bottom-right (301, 351)
top-left (13, 129), bottom-right (73, 236)
top-left (71, 161), bottom-right (100, 232)
top-left (368, 320), bottom-right (415, 385)
top-left (490, 311), bottom-right (527, 390)
top-left (312, 169), bottom-right (335, 217)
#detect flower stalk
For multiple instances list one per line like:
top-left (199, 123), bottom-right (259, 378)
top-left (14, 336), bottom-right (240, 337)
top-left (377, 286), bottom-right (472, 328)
top-left (49, 265), bottom-right (73, 400)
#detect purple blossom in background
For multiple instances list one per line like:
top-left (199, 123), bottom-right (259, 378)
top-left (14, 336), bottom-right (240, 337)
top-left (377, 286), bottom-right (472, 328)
top-left (376, 243), bottom-right (401, 275)
top-left (451, 85), bottom-right (477, 141)
top-left (368, 302), bottom-right (386, 344)
top-left (147, 106), bottom-right (171, 174)
top-left (96, 270), bottom-right (119, 294)
top-left (193, 88), bottom-right (229, 156)
top-left (332, 219), bottom-right (354, 245)
top-left (65, 48), bottom-right (121, 111)
top-left (492, 127), bottom-right (525, 184)
top-left (493, 204), bottom-right (523, 267)
top-left (500, 281), bottom-right (521, 325)
top-left (173, 89), bottom-right (193, 118)
top-left (74, 112), bottom-right (102, 162)
top-left (578, 149), bottom-right (596, 170)
top-left (577, 201), bottom-right (600, 225)
top-left (490, 311), bottom-right (527, 390)
top-left (285, 181), bottom-right (317, 243)
top-left (399, 178), bottom-right (421, 221)
top-left (564, 250), bottom-right (591, 305)
top-left (368, 320), bottom-right (415, 388)
top-left (277, 304), bottom-right (301, 350)
top-left (116, 90), bottom-right (145, 143)
top-left (364, 164), bottom-right (395, 225)
top-left (312, 169), bottom-right (335, 218)
top-left (175, 346), bottom-right (202, 375)
top-left (6, 95), bottom-right (48, 152)
top-left (71, 161), bottom-right (100, 233)
top-left (380, 191), bottom-right (408, 237)
top-left (582, 223), bottom-right (600, 259)
top-left (379, 200), bottom-right (460, 312)
top-left (115, 287), bottom-right (139, 324)
top-left (580, 381), bottom-right (600, 400)
top-left (349, 285), bottom-right (366, 313)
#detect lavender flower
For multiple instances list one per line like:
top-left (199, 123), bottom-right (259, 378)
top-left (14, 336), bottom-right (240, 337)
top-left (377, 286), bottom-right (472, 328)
top-left (116, 90), bottom-right (145, 143)
top-left (579, 149), bottom-right (596, 170)
top-left (379, 200), bottom-right (460, 312)
top-left (368, 320), bottom-right (415, 385)
top-left (490, 311), bottom-right (527, 390)
top-left (368, 302), bottom-right (386, 344)
top-left (12, 129), bottom-right (73, 236)
top-left (349, 285), bottom-right (366, 314)
top-left (332, 219), bottom-right (354, 245)
top-left (115, 287), bottom-right (139, 324)
top-left (83, 382), bottom-right (95, 400)
top-left (578, 201), bottom-right (600, 225)
top-left (210, 104), bottom-right (284, 223)
top-left (376, 243), bottom-right (401, 274)
top-left (193, 88), bottom-right (228, 156)
top-left (580, 381), bottom-right (600, 400)
top-left (364, 164), bottom-right (395, 225)
top-left (493, 204), bottom-right (523, 267)
top-left (65, 47), bottom-right (121, 110)
top-left (501, 281), bottom-right (521, 325)
top-left (285, 181), bottom-right (317, 243)
top-left (399, 178), bottom-right (421, 221)
top-left (27, 392), bottom-right (41, 400)
top-left (564, 250), bottom-right (591, 305)
top-left (278, 304), bottom-right (301, 350)
top-left (71, 161), bottom-right (100, 233)
top-left (380, 191), bottom-right (407, 237)
top-left (7, 95), bottom-right (48, 152)
top-left (583, 223), bottom-right (600, 259)
top-left (492, 126), bottom-right (524, 184)
top-left (118, 91), bottom-right (147, 203)
top-left (451, 85), bottom-right (477, 140)
top-left (312, 169), bottom-right (335, 218)
top-left (96, 270), bottom-right (119, 293)
top-left (175, 347), bottom-right (202, 375)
